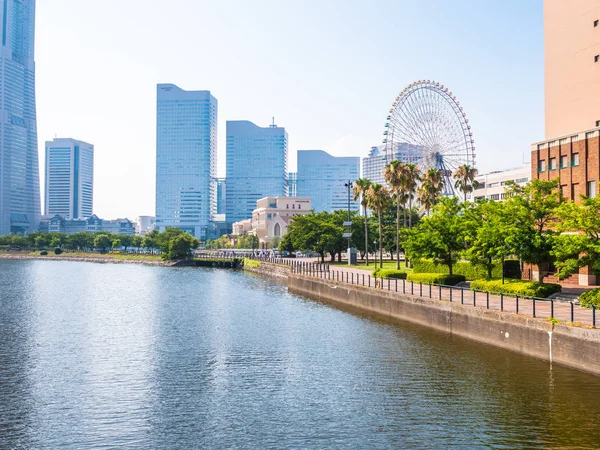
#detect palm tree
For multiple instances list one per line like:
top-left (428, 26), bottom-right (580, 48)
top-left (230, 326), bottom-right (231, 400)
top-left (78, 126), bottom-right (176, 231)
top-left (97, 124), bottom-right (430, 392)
top-left (453, 164), bottom-right (479, 202)
top-left (383, 160), bottom-right (405, 269)
top-left (402, 163), bottom-right (421, 229)
top-left (353, 178), bottom-right (372, 265)
top-left (419, 168), bottom-right (445, 216)
top-left (366, 183), bottom-right (390, 269)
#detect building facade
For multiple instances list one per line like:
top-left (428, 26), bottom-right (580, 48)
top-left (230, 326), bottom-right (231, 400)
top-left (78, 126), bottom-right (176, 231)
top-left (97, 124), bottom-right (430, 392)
top-left (362, 143), bottom-right (423, 185)
top-left (216, 178), bottom-right (226, 215)
top-left (225, 120), bottom-right (288, 224)
top-left (296, 150), bottom-right (359, 212)
top-left (156, 84), bottom-right (217, 239)
top-left (44, 138), bottom-right (94, 219)
top-left (469, 164), bottom-right (530, 201)
top-left (231, 196), bottom-right (311, 249)
top-left (544, 0), bottom-right (600, 139)
top-left (0, 0), bottom-right (40, 235)
top-left (42, 214), bottom-right (135, 235)
top-left (288, 172), bottom-right (297, 197)
top-left (135, 215), bottom-right (156, 235)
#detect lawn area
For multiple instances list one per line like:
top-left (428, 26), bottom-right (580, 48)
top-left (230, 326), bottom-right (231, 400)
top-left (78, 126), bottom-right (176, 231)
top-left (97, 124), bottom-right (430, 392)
top-left (329, 259), bottom-right (414, 273)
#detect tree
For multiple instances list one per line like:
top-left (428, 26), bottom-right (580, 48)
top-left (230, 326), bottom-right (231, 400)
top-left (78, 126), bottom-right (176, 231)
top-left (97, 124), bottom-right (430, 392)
top-left (403, 197), bottom-right (465, 275)
top-left (453, 165), bottom-right (479, 202)
top-left (552, 196), bottom-right (600, 279)
top-left (271, 235), bottom-right (281, 250)
top-left (366, 183), bottom-right (390, 268)
top-left (119, 235), bottom-right (134, 251)
top-left (111, 238), bottom-right (122, 250)
top-left (164, 233), bottom-right (200, 260)
top-left (132, 235), bottom-right (143, 250)
top-left (35, 235), bottom-right (49, 250)
top-left (353, 178), bottom-right (372, 265)
top-left (384, 161), bottom-right (405, 269)
top-left (504, 179), bottom-right (562, 283)
top-left (94, 234), bottom-right (111, 253)
top-left (418, 168), bottom-right (445, 216)
top-left (50, 236), bottom-right (62, 248)
top-left (402, 163), bottom-right (421, 229)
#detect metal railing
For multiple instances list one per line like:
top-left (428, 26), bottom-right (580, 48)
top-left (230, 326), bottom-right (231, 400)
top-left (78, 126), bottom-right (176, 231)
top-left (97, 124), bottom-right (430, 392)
top-left (291, 265), bottom-right (597, 328)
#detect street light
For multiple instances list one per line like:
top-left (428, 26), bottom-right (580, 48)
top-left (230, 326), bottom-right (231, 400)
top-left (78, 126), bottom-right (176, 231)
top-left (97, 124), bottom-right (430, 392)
top-left (343, 181), bottom-right (355, 266)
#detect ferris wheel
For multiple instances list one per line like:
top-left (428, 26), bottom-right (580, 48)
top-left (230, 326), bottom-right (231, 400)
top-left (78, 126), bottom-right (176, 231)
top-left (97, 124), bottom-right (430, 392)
top-left (383, 80), bottom-right (475, 196)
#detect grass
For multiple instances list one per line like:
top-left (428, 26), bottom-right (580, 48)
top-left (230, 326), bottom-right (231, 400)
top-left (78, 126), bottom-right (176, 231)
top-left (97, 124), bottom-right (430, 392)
top-left (27, 251), bottom-right (162, 261)
top-left (329, 259), bottom-right (414, 273)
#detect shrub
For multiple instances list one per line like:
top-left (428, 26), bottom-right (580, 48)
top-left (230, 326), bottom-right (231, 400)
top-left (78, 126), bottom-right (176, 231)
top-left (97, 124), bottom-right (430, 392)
top-left (54, 247), bottom-right (63, 255)
top-left (579, 288), bottom-right (600, 309)
top-left (243, 258), bottom-right (261, 268)
top-left (407, 273), bottom-right (466, 286)
top-left (372, 269), bottom-right (407, 279)
top-left (470, 278), bottom-right (561, 298)
top-left (412, 259), bottom-right (521, 280)
top-left (40, 250), bottom-right (48, 256)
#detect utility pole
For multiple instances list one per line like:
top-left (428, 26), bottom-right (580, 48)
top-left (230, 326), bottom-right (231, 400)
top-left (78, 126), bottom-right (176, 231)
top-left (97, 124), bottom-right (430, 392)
top-left (343, 181), bottom-right (354, 265)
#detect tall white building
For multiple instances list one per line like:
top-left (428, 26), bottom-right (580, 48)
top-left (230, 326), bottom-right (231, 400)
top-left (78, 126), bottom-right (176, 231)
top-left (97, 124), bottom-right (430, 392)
top-left (362, 143), bottom-right (423, 185)
top-left (469, 164), bottom-right (531, 201)
top-left (135, 215), bottom-right (156, 235)
top-left (156, 84), bottom-right (217, 239)
top-left (0, 0), bottom-right (40, 235)
top-left (44, 138), bottom-right (94, 219)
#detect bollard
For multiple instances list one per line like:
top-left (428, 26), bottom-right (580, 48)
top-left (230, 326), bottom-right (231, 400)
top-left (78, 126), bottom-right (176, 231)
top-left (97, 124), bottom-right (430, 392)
top-left (368, 275), bottom-right (370, 287)
top-left (460, 288), bottom-right (464, 305)
top-left (486, 291), bottom-right (489, 309)
top-left (403, 279), bottom-right (406, 294)
top-left (516, 295), bottom-right (519, 314)
top-left (449, 286), bottom-right (453, 303)
top-left (396, 279), bottom-right (398, 292)
top-left (411, 281), bottom-right (414, 295)
top-left (388, 279), bottom-right (390, 291)
top-left (363, 274), bottom-right (365, 286)
top-left (571, 302), bottom-right (574, 323)
top-left (429, 283), bottom-right (432, 298)
top-left (551, 299), bottom-right (555, 319)
top-left (420, 282), bottom-right (422, 297)
top-left (473, 290), bottom-right (476, 307)
top-left (533, 298), bottom-right (536, 318)
top-left (500, 293), bottom-right (504, 312)
top-left (352, 273), bottom-right (354, 284)
top-left (593, 305), bottom-right (596, 328)
top-left (439, 284), bottom-right (441, 300)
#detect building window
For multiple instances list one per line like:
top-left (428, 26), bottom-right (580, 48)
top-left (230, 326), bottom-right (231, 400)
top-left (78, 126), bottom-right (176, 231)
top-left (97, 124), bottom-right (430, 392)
top-left (572, 153), bottom-right (580, 166)
top-left (596, 120), bottom-right (600, 127)
top-left (286, 204), bottom-right (289, 209)
top-left (475, 182), bottom-right (485, 190)
top-left (298, 204), bottom-right (302, 209)
top-left (588, 181), bottom-right (597, 198)
top-left (559, 155), bottom-right (568, 168)
top-left (538, 160), bottom-right (546, 172)
top-left (595, 19), bottom-right (599, 27)
top-left (549, 158), bottom-right (556, 170)
top-left (488, 182), bottom-right (500, 188)
top-left (489, 194), bottom-right (500, 201)
top-left (596, 55), bottom-right (600, 63)
top-left (515, 177), bottom-right (528, 183)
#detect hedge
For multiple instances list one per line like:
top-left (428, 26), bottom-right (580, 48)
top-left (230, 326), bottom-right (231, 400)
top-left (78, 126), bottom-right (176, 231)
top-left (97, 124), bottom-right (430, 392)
top-left (579, 288), bottom-right (600, 309)
top-left (470, 278), bottom-right (561, 298)
top-left (54, 247), bottom-right (63, 255)
top-left (412, 259), bottom-right (521, 281)
top-left (40, 250), bottom-right (48, 256)
top-left (372, 269), bottom-right (407, 279)
top-left (407, 273), bottom-right (466, 286)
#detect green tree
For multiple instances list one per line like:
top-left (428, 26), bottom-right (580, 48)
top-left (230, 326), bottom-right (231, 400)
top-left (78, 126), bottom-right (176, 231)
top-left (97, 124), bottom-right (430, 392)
top-left (35, 235), bottom-right (49, 250)
top-left (271, 235), bottom-right (281, 250)
top-left (453, 164), bottom-right (479, 202)
top-left (132, 235), bottom-right (143, 250)
top-left (366, 183), bottom-right (390, 268)
top-left (403, 197), bottom-right (465, 275)
top-left (119, 235), bottom-right (134, 251)
top-left (352, 178), bottom-right (372, 265)
top-left (164, 233), bottom-right (200, 260)
top-left (384, 161), bottom-right (405, 269)
top-left (418, 168), bottom-right (445, 216)
top-left (94, 234), bottom-right (112, 253)
top-left (112, 238), bottom-right (122, 249)
top-left (402, 163), bottom-right (421, 229)
top-left (50, 236), bottom-right (62, 248)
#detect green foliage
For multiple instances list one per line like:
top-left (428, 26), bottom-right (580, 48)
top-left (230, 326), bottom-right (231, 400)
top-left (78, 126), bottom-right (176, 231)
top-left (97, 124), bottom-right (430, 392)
top-left (54, 247), bottom-right (63, 255)
top-left (243, 258), bottom-right (261, 268)
top-left (372, 269), bottom-right (407, 279)
top-left (403, 197), bottom-right (465, 275)
top-left (40, 250), bottom-right (48, 256)
top-left (579, 288), bottom-right (600, 309)
top-left (470, 278), bottom-right (561, 298)
top-left (406, 273), bottom-right (466, 286)
top-left (163, 233), bottom-right (200, 260)
top-left (94, 234), bottom-right (111, 252)
top-left (413, 259), bottom-right (520, 281)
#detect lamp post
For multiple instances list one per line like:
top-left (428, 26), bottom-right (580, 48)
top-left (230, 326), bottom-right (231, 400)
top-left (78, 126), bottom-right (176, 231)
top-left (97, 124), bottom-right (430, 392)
top-left (344, 181), bottom-right (354, 266)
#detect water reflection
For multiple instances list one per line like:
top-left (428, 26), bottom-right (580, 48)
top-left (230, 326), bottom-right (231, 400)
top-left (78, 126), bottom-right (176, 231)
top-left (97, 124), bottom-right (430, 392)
top-left (0, 260), bottom-right (599, 448)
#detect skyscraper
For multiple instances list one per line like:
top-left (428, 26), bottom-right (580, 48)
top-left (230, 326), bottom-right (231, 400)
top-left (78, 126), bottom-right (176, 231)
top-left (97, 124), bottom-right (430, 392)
top-left (296, 150), bottom-right (360, 213)
top-left (225, 120), bottom-right (288, 223)
top-left (156, 84), bottom-right (217, 239)
top-left (0, 0), bottom-right (40, 235)
top-left (45, 138), bottom-right (94, 219)
top-left (362, 143), bottom-right (423, 185)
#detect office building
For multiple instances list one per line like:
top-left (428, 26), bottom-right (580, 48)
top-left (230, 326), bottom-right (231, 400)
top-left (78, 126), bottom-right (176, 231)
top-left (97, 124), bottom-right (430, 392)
top-left (41, 214), bottom-right (135, 235)
top-left (225, 120), bottom-right (288, 224)
top-left (296, 150), bottom-right (360, 212)
top-left (288, 172), bottom-right (297, 197)
top-left (216, 178), bottom-right (226, 215)
top-left (0, 0), bottom-right (41, 235)
top-left (156, 84), bottom-right (217, 239)
top-left (469, 165), bottom-right (530, 201)
top-left (362, 143), bottom-right (423, 185)
top-left (44, 138), bottom-right (94, 219)
top-left (232, 196), bottom-right (311, 249)
top-left (545, 0), bottom-right (600, 139)
top-left (135, 215), bottom-right (156, 235)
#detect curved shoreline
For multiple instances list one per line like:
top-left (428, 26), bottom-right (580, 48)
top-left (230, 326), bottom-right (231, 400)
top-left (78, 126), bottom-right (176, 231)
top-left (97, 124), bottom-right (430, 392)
top-left (0, 253), bottom-right (173, 266)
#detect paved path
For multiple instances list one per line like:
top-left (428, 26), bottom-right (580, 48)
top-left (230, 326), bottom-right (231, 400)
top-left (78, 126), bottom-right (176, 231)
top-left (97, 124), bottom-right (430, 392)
top-left (288, 260), bottom-right (599, 329)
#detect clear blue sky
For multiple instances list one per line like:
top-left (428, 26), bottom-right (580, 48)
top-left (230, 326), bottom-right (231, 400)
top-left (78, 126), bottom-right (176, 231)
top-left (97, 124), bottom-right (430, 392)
top-left (36, 0), bottom-right (543, 219)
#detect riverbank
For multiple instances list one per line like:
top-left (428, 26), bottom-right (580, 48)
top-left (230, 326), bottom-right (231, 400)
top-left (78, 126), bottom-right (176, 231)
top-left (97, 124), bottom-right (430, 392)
top-left (0, 252), bottom-right (172, 266)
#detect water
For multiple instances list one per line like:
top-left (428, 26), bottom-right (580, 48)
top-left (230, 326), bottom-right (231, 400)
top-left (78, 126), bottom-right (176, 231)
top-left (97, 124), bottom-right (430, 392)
top-left (1, 260), bottom-right (600, 448)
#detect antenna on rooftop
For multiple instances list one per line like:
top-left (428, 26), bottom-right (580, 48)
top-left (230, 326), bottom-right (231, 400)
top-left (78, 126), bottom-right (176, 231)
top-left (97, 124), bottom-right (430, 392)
top-left (270, 117), bottom-right (277, 128)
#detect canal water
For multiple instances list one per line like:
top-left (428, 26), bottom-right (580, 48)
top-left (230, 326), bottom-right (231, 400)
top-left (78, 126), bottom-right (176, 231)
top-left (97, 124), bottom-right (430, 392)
top-left (1, 260), bottom-right (600, 448)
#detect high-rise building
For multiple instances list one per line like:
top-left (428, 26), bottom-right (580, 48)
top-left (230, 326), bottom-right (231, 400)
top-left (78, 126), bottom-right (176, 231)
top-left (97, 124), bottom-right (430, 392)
top-left (225, 120), bottom-right (288, 223)
top-left (44, 138), bottom-right (94, 219)
top-left (216, 178), bottom-right (226, 215)
top-left (288, 172), bottom-right (297, 197)
top-left (296, 150), bottom-right (360, 212)
top-left (156, 84), bottom-right (217, 239)
top-left (0, 0), bottom-right (40, 235)
top-left (544, 0), bottom-right (600, 139)
top-left (362, 143), bottom-right (423, 185)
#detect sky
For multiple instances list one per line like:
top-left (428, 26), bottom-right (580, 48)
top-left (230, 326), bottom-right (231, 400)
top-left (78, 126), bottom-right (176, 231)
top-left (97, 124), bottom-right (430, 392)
top-left (35, 0), bottom-right (544, 219)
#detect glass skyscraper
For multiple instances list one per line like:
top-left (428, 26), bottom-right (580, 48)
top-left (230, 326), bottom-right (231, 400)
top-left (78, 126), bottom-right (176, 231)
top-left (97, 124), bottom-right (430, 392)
top-left (296, 150), bottom-right (360, 213)
top-left (45, 138), bottom-right (94, 219)
top-left (156, 84), bottom-right (217, 239)
top-left (362, 143), bottom-right (424, 186)
top-left (225, 120), bottom-right (288, 223)
top-left (0, 0), bottom-right (40, 235)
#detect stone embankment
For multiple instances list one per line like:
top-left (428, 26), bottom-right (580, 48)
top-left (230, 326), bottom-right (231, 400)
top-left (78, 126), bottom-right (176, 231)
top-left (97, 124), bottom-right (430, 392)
top-left (243, 260), bottom-right (291, 279)
top-left (0, 253), bottom-right (171, 266)
top-left (287, 274), bottom-right (600, 377)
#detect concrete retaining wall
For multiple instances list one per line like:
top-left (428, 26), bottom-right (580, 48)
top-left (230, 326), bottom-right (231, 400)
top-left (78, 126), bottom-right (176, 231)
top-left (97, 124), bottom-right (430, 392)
top-left (288, 274), bottom-right (600, 377)
top-left (243, 261), bottom-right (291, 279)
